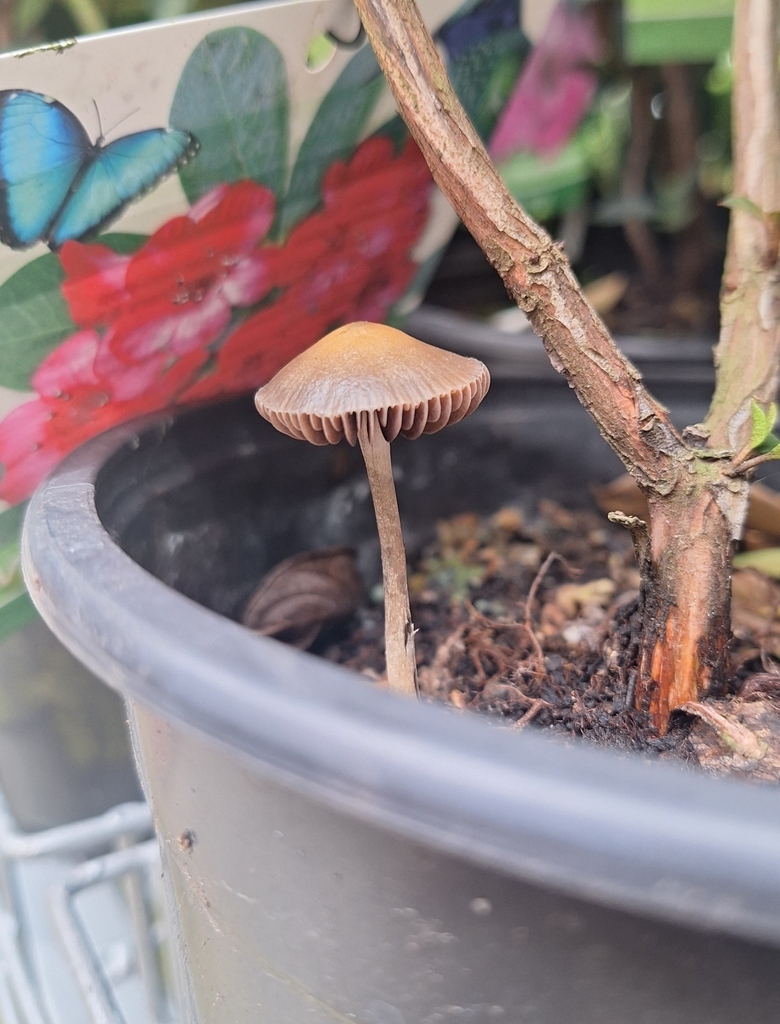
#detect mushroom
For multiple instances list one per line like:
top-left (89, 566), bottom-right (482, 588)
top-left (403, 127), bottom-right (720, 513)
top-left (255, 322), bottom-right (490, 697)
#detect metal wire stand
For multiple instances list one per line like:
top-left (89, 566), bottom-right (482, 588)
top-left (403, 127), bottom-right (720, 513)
top-left (0, 791), bottom-right (177, 1024)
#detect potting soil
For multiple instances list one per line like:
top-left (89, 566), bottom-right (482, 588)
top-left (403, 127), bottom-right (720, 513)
top-left (247, 496), bottom-right (780, 783)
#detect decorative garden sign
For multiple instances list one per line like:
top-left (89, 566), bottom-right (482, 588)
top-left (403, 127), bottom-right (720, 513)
top-left (0, 0), bottom-right (528, 639)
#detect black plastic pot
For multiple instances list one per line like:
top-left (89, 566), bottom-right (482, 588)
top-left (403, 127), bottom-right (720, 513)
top-left (22, 375), bottom-right (780, 1023)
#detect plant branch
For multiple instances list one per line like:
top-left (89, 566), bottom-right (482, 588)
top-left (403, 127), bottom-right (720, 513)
top-left (729, 451), bottom-right (780, 475)
top-left (352, 0), bottom-right (689, 495)
top-left (702, 0), bottom-right (780, 453)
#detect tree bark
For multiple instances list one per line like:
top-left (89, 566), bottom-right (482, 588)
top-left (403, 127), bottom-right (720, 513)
top-left (637, 477), bottom-right (734, 725)
top-left (702, 0), bottom-right (780, 452)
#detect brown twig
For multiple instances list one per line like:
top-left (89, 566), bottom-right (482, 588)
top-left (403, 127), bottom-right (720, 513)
top-left (509, 698), bottom-right (550, 732)
top-left (523, 551), bottom-right (562, 674)
top-left (352, 0), bottom-right (690, 495)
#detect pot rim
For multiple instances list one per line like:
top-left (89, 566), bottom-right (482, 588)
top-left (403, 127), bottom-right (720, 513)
top-left (22, 407), bottom-right (780, 948)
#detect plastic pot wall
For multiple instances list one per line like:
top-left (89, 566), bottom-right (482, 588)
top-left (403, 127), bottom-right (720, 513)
top-left (23, 383), bottom-right (780, 1023)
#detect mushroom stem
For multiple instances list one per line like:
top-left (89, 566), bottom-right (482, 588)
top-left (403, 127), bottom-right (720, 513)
top-left (357, 411), bottom-right (418, 698)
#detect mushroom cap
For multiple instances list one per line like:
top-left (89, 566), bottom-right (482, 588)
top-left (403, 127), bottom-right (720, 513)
top-left (255, 322), bottom-right (490, 446)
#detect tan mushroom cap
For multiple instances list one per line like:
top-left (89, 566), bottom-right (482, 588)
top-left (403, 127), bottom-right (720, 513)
top-left (255, 322), bottom-right (490, 446)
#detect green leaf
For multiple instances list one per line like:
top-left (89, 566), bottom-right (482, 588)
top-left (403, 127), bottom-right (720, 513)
top-left (0, 254), bottom-right (75, 390)
top-left (750, 399), bottom-right (776, 450)
top-left (280, 44), bottom-right (383, 236)
top-left (720, 195), bottom-right (765, 218)
top-left (757, 440), bottom-right (780, 459)
top-left (734, 547), bottom-right (780, 579)
top-left (171, 28), bottom-right (289, 205)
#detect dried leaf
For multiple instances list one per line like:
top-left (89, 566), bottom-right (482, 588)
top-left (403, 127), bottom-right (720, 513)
top-left (243, 547), bottom-right (362, 649)
top-left (680, 701), bottom-right (767, 760)
top-left (739, 674), bottom-right (780, 700)
top-left (684, 699), bottom-right (780, 781)
top-left (490, 506), bottom-right (525, 535)
top-left (538, 499), bottom-right (577, 530)
top-left (581, 272), bottom-right (629, 315)
top-left (554, 578), bottom-right (615, 618)
top-left (592, 475), bottom-right (648, 520)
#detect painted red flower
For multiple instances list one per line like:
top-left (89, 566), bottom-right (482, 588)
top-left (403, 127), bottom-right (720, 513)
top-left (186, 137), bottom-right (432, 401)
top-left (61, 180), bottom-right (276, 396)
top-left (275, 136), bottom-right (430, 322)
top-left (0, 182), bottom-right (276, 503)
top-left (0, 139), bottom-right (434, 503)
top-left (0, 333), bottom-right (208, 503)
top-left (0, 332), bottom-right (114, 503)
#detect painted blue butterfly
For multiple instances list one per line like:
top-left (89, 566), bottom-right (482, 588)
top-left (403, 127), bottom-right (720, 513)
top-left (0, 90), bottom-right (198, 250)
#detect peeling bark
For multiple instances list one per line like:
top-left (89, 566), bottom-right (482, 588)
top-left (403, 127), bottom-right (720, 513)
top-left (638, 479), bottom-right (734, 728)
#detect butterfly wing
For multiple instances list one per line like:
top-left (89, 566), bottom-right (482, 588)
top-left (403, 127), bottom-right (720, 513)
top-left (49, 128), bottom-right (198, 249)
top-left (0, 90), bottom-right (89, 249)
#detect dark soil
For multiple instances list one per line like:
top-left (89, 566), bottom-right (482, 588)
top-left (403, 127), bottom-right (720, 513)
top-left (312, 498), bottom-right (780, 782)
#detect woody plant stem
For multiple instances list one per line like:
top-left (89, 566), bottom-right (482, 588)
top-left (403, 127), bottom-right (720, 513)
top-left (353, 0), bottom-right (780, 730)
top-left (358, 411), bottom-right (417, 697)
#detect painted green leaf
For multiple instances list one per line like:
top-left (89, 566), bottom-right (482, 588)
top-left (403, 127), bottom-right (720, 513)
top-left (734, 547), bottom-right (780, 579)
top-left (447, 33), bottom-right (526, 140)
top-left (171, 27), bottom-right (289, 205)
top-left (0, 505), bottom-right (35, 643)
top-left (97, 232), bottom-right (148, 255)
top-left (0, 504), bottom-right (27, 550)
top-left (280, 44), bottom-right (383, 236)
top-left (0, 254), bottom-right (75, 390)
top-left (0, 592), bottom-right (36, 645)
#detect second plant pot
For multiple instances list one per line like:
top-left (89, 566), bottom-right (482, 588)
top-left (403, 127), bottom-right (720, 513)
top-left (23, 379), bottom-right (780, 1024)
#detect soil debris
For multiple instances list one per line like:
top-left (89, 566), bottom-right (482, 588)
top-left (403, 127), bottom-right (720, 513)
top-left (318, 497), bottom-right (780, 783)
top-left (242, 494), bottom-right (780, 783)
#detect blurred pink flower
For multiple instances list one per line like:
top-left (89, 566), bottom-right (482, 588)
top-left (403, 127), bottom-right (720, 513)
top-left (490, 1), bottom-right (604, 160)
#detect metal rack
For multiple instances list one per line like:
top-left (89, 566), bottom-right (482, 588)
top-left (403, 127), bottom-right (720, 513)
top-left (0, 791), bottom-right (177, 1024)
